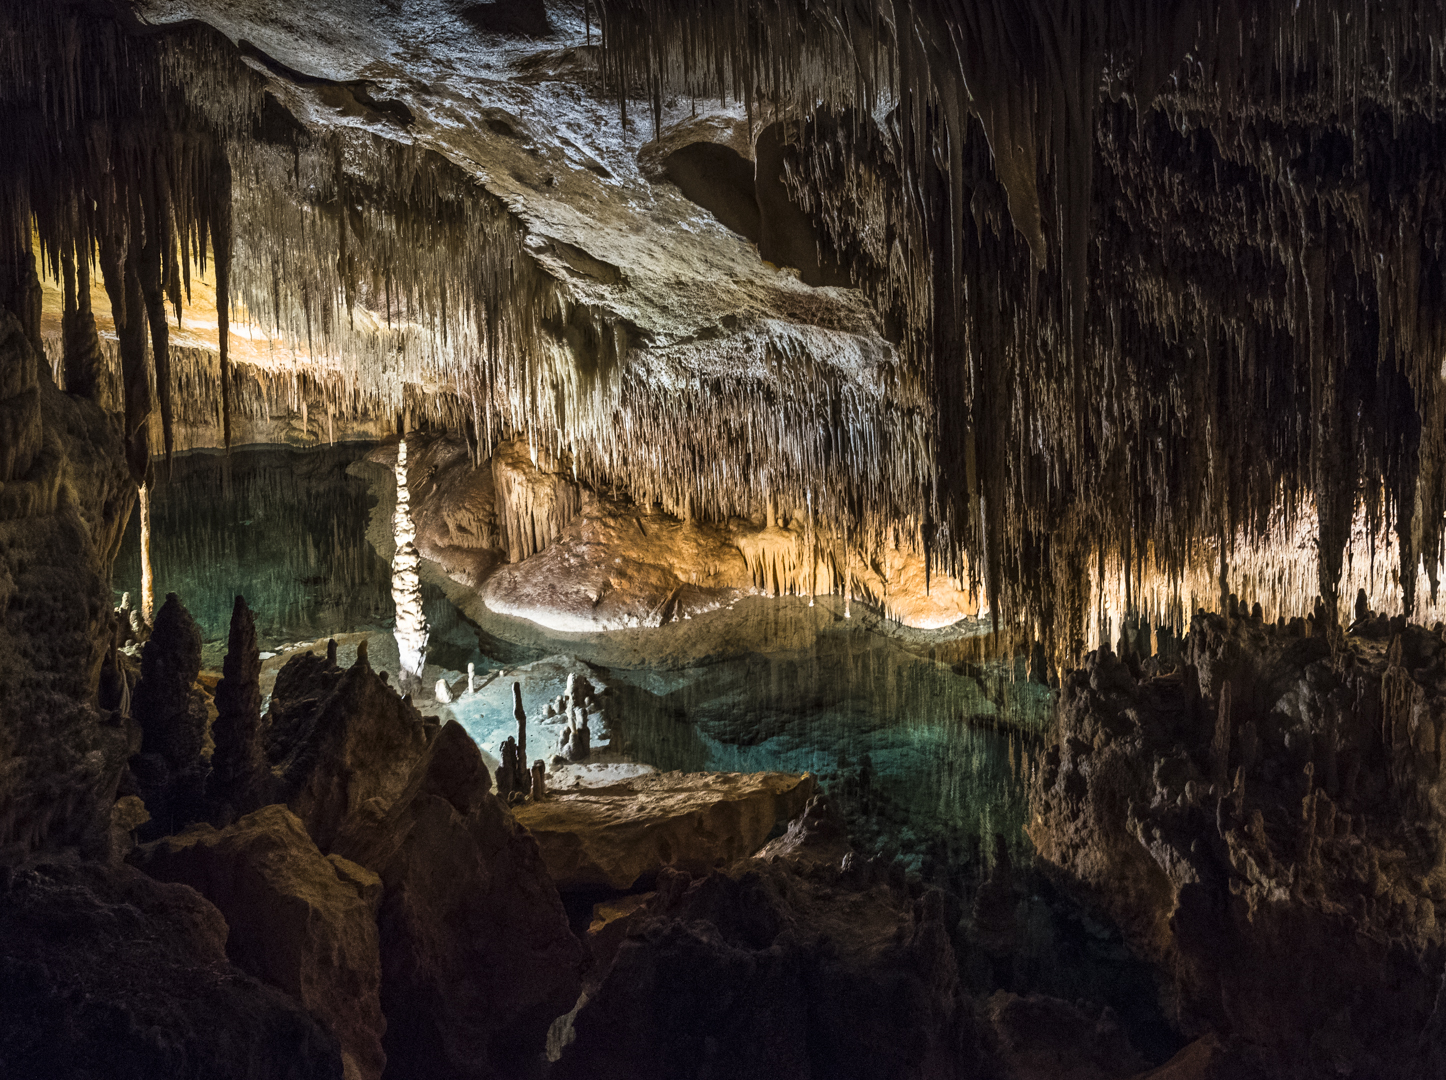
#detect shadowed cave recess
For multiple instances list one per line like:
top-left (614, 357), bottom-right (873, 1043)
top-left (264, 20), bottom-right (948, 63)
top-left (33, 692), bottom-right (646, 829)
top-left (6, 0), bottom-right (1446, 1078)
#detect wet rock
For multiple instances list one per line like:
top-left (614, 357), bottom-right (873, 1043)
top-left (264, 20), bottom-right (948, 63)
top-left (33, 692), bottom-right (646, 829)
top-left (266, 646), bottom-right (436, 850)
top-left (0, 858), bottom-right (343, 1079)
top-left (134, 804), bottom-right (385, 1080)
top-left (332, 719), bottom-right (586, 1080)
top-left (511, 769), bottom-right (818, 890)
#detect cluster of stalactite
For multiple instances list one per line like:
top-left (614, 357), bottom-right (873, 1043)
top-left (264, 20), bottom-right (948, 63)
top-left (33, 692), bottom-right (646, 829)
top-left (0, 4), bottom-right (250, 483)
top-left (593, 0), bottom-right (1446, 657)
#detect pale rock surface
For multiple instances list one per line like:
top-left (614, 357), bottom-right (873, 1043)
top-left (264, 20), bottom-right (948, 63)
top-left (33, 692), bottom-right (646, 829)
top-left (134, 804), bottom-right (386, 1080)
top-left (511, 768), bottom-right (817, 890)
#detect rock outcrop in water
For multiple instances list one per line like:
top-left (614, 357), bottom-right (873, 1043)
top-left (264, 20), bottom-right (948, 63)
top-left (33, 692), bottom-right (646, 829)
top-left (1030, 607), bottom-right (1446, 1078)
top-left (512, 769), bottom-right (817, 890)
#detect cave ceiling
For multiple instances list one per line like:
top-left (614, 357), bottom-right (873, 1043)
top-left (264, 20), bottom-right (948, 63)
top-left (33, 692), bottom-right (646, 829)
top-left (5, 0), bottom-right (1446, 650)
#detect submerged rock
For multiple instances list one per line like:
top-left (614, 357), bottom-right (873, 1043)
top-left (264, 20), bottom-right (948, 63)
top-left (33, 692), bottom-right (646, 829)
top-left (511, 768), bottom-right (817, 890)
top-left (333, 719), bottom-right (586, 1080)
top-left (134, 804), bottom-right (386, 1080)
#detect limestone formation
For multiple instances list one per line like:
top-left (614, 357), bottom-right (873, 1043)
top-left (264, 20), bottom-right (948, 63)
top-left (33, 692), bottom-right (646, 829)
top-left (208, 595), bottom-right (267, 825)
top-left (332, 720), bottom-right (586, 1080)
top-left (391, 438), bottom-right (429, 692)
top-left (0, 859), bottom-right (344, 1079)
top-left (530, 759), bottom-right (547, 801)
top-left (134, 805), bottom-right (386, 1080)
top-left (266, 647), bottom-right (436, 851)
top-left (130, 592), bottom-right (209, 840)
top-left (513, 681), bottom-right (528, 765)
top-left (1030, 612), bottom-right (1446, 1077)
top-left (512, 770), bottom-right (817, 890)
top-left (551, 810), bottom-right (972, 1080)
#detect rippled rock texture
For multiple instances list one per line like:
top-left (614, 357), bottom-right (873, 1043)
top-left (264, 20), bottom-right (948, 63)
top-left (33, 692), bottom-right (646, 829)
top-left (367, 433), bottom-right (981, 633)
top-left (0, 312), bottom-right (134, 860)
top-left (1030, 607), bottom-right (1446, 1078)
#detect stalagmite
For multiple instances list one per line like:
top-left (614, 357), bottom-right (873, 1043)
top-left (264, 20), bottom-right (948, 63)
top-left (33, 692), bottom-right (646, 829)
top-left (391, 438), bottom-right (428, 690)
top-left (467, 662), bottom-right (475, 696)
top-left (139, 484), bottom-right (155, 623)
top-left (513, 682), bottom-right (528, 767)
top-left (434, 678), bottom-right (452, 704)
top-left (530, 760), bottom-right (546, 802)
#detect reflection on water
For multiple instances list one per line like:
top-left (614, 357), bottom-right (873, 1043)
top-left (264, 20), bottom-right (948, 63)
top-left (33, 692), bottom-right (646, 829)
top-left (117, 448), bottom-right (1046, 874)
top-left (589, 602), bottom-right (1049, 879)
top-left (112, 446), bottom-right (475, 666)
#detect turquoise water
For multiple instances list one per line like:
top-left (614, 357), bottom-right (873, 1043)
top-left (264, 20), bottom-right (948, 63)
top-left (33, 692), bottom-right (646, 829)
top-left (114, 446), bottom-right (1044, 874)
top-left (111, 445), bottom-right (478, 668)
top-left (112, 447), bottom-right (1176, 1058)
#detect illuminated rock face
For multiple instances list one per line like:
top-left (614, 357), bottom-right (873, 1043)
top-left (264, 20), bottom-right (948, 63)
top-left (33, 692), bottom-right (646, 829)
top-left (391, 439), bottom-right (429, 689)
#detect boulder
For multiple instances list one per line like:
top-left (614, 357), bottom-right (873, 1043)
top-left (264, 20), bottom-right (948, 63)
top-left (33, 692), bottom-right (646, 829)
top-left (333, 719), bottom-right (586, 1080)
top-left (552, 799), bottom-right (975, 1080)
top-left (134, 804), bottom-right (385, 1080)
top-left (0, 858), bottom-right (343, 1079)
top-left (267, 646), bottom-right (437, 850)
top-left (511, 769), bottom-right (817, 890)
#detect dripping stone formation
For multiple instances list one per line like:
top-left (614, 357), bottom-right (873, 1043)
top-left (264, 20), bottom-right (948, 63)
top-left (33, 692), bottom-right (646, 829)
top-left (9, 1), bottom-right (1446, 1078)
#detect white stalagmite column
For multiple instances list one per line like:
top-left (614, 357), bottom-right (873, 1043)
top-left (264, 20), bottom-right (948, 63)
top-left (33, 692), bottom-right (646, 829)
top-left (139, 483), bottom-right (155, 623)
top-left (391, 439), bottom-right (429, 689)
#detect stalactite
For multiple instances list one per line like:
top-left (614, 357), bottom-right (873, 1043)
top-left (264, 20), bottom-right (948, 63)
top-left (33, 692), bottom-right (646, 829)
top-left (592, 0), bottom-right (1446, 653)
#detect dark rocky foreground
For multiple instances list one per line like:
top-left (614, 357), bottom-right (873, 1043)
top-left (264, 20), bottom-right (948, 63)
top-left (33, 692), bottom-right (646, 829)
top-left (1031, 604), bottom-right (1446, 1079)
top-left (6, 305), bottom-right (1446, 1079)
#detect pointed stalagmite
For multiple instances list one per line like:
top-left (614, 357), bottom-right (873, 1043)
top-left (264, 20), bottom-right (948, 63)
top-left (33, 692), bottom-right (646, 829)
top-left (208, 595), bottom-right (266, 824)
top-left (513, 681), bottom-right (527, 767)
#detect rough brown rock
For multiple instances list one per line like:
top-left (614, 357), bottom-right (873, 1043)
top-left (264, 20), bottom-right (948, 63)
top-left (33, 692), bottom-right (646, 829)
top-left (1030, 610), bottom-right (1446, 1078)
top-left (208, 594), bottom-right (267, 825)
top-left (0, 312), bottom-right (135, 862)
top-left (134, 804), bottom-right (386, 1080)
top-left (512, 768), bottom-right (818, 890)
top-left (130, 592), bottom-right (209, 839)
top-left (551, 798), bottom-right (975, 1080)
top-left (333, 718), bottom-right (586, 1080)
top-left (267, 646), bottom-right (437, 850)
top-left (0, 858), bottom-right (344, 1080)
